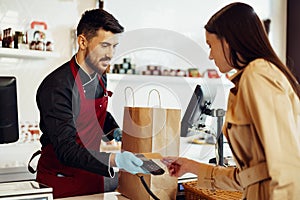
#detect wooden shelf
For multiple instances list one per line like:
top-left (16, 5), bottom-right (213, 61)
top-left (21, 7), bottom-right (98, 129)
top-left (0, 48), bottom-right (59, 59)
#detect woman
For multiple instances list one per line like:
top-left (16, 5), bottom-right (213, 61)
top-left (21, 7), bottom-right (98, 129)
top-left (162, 2), bottom-right (300, 200)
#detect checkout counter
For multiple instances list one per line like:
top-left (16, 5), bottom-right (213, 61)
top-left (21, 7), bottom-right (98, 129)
top-left (0, 136), bottom-right (233, 199)
top-left (56, 192), bottom-right (128, 200)
top-left (0, 181), bottom-right (126, 200)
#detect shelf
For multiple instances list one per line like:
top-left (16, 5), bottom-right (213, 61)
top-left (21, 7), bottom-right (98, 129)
top-left (107, 73), bottom-right (233, 87)
top-left (0, 48), bottom-right (60, 59)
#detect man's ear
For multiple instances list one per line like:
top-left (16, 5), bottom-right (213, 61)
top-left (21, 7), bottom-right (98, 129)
top-left (77, 34), bottom-right (87, 50)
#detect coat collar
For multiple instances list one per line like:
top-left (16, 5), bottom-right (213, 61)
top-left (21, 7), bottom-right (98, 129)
top-left (229, 69), bottom-right (244, 95)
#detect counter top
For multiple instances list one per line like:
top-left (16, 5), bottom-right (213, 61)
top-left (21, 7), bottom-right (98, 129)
top-left (56, 192), bottom-right (129, 200)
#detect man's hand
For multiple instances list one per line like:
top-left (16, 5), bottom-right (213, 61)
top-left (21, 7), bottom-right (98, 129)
top-left (113, 128), bottom-right (122, 142)
top-left (115, 151), bottom-right (149, 174)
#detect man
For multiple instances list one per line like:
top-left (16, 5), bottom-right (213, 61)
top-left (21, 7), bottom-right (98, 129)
top-left (33, 9), bottom-right (146, 198)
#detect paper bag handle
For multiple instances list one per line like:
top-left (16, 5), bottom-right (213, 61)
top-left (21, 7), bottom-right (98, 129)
top-left (147, 89), bottom-right (161, 108)
top-left (125, 86), bottom-right (135, 106)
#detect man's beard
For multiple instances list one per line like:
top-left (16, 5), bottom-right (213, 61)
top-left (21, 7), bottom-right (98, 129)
top-left (85, 55), bottom-right (110, 75)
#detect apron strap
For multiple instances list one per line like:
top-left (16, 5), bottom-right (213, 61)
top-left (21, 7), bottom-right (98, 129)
top-left (98, 74), bottom-right (112, 97)
top-left (27, 150), bottom-right (42, 174)
top-left (70, 56), bottom-right (112, 98)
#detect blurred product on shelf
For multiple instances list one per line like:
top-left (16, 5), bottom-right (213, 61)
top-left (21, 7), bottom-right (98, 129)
top-left (26, 21), bottom-right (53, 51)
top-left (162, 69), bottom-right (169, 76)
top-left (46, 41), bottom-right (54, 51)
top-left (188, 68), bottom-right (201, 77)
top-left (0, 20), bottom-right (54, 51)
top-left (144, 65), bottom-right (162, 75)
top-left (1, 28), bottom-right (15, 48)
top-left (111, 57), bottom-right (136, 74)
top-left (176, 69), bottom-right (186, 76)
top-left (13, 31), bottom-right (26, 49)
top-left (204, 69), bottom-right (221, 78)
top-left (2, 28), bottom-right (28, 49)
top-left (142, 70), bottom-right (151, 75)
top-left (111, 57), bottom-right (214, 78)
top-left (29, 41), bottom-right (36, 50)
top-left (27, 21), bottom-right (47, 51)
top-left (35, 40), bottom-right (44, 51)
top-left (169, 69), bottom-right (177, 76)
top-left (19, 121), bottom-right (41, 143)
top-left (141, 65), bottom-right (187, 77)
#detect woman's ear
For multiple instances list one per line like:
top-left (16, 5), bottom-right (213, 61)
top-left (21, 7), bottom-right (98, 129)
top-left (77, 34), bottom-right (87, 50)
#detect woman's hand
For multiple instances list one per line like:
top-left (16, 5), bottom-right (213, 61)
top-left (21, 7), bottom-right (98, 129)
top-left (161, 157), bottom-right (191, 177)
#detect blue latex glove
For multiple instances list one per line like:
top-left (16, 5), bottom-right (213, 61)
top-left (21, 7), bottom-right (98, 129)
top-left (115, 151), bottom-right (149, 174)
top-left (113, 128), bottom-right (122, 142)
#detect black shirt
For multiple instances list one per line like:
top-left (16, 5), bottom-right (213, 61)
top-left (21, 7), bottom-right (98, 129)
top-left (36, 56), bottom-right (118, 176)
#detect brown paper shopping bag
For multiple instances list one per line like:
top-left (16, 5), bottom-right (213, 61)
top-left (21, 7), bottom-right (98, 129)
top-left (118, 88), bottom-right (181, 200)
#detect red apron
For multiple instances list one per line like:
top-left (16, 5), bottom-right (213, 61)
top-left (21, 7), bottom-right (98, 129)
top-left (36, 57), bottom-right (111, 198)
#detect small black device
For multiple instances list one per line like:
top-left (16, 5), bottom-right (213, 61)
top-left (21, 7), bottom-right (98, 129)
top-left (136, 154), bottom-right (165, 175)
top-left (0, 76), bottom-right (19, 144)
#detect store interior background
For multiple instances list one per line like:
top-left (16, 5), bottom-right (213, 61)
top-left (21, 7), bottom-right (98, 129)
top-left (0, 0), bottom-right (288, 181)
top-left (0, 0), bottom-right (286, 122)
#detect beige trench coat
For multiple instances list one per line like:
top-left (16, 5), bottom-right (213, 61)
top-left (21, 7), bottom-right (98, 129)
top-left (197, 59), bottom-right (300, 200)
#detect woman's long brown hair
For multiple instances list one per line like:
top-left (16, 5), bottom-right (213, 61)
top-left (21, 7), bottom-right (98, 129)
top-left (205, 2), bottom-right (300, 98)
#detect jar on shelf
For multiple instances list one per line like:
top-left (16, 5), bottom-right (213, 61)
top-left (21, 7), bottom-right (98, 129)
top-left (35, 40), bottom-right (44, 51)
top-left (29, 41), bottom-right (36, 50)
top-left (46, 41), bottom-right (53, 51)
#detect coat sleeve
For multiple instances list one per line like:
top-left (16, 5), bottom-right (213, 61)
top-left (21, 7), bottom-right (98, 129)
top-left (197, 164), bottom-right (243, 191)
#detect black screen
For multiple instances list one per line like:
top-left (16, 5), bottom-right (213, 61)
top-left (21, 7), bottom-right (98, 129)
top-left (0, 76), bottom-right (19, 143)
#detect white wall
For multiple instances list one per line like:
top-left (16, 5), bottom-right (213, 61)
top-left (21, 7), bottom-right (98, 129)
top-left (0, 0), bottom-right (286, 123)
top-left (0, 0), bottom-right (96, 122)
top-left (106, 0), bottom-right (286, 67)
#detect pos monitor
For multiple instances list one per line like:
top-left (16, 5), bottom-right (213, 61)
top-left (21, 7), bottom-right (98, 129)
top-left (181, 84), bottom-right (226, 165)
top-left (0, 76), bottom-right (19, 144)
top-left (181, 84), bottom-right (212, 137)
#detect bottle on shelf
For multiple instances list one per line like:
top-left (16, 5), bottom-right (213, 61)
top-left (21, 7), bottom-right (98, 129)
top-left (7, 28), bottom-right (14, 48)
top-left (0, 28), bottom-right (2, 48)
top-left (2, 29), bottom-right (7, 48)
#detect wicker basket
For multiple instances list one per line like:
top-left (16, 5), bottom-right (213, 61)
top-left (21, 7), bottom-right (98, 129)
top-left (182, 181), bottom-right (242, 200)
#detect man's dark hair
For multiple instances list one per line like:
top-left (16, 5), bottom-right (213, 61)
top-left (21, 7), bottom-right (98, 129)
top-left (77, 9), bottom-right (124, 40)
